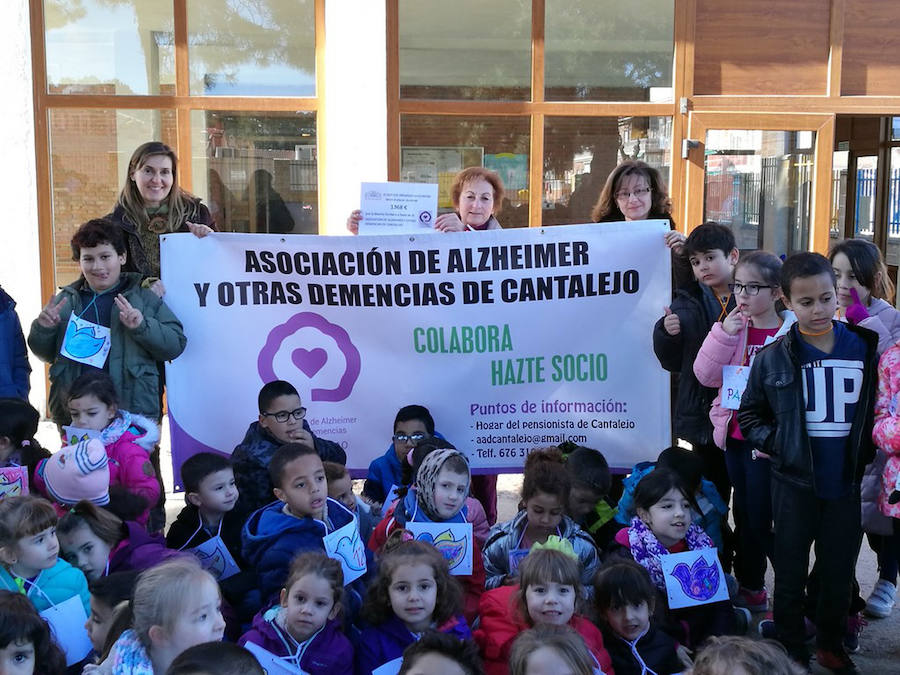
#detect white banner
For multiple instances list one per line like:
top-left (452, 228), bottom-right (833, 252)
top-left (161, 222), bottom-right (671, 481)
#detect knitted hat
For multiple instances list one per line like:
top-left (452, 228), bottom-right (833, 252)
top-left (41, 439), bottom-right (110, 506)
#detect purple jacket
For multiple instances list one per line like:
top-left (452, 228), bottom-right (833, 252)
top-left (355, 614), bottom-right (471, 675)
top-left (239, 606), bottom-right (353, 675)
top-left (109, 521), bottom-right (182, 574)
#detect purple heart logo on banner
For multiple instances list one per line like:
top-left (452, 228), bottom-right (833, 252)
top-left (291, 347), bottom-right (328, 378)
top-left (258, 312), bottom-right (361, 402)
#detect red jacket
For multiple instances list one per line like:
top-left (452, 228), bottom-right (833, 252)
top-left (369, 502), bottom-right (486, 624)
top-left (473, 585), bottom-right (614, 675)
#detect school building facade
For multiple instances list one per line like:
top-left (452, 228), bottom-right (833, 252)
top-left (5, 0), bottom-right (900, 408)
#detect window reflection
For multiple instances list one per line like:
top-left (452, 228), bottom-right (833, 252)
top-left (48, 109), bottom-right (176, 284)
top-left (545, 0), bottom-right (674, 102)
top-left (192, 111), bottom-right (318, 234)
top-left (44, 0), bottom-right (174, 95)
top-left (543, 117), bottom-right (672, 225)
top-left (399, 0), bottom-right (531, 101)
top-left (831, 150), bottom-right (849, 244)
top-left (887, 148), bottom-right (900, 266)
top-left (400, 115), bottom-right (530, 228)
top-left (187, 0), bottom-right (315, 96)
top-left (854, 155), bottom-right (878, 239)
top-left (703, 130), bottom-right (814, 256)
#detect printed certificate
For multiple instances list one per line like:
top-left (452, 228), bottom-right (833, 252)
top-left (359, 181), bottom-right (438, 234)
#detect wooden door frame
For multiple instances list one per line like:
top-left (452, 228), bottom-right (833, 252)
top-left (29, 0), bottom-right (325, 305)
top-left (684, 112), bottom-right (835, 252)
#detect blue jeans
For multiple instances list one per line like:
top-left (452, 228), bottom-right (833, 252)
top-left (725, 436), bottom-right (773, 590)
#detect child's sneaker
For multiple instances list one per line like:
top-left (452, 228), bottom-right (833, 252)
top-left (842, 613), bottom-right (867, 654)
top-left (758, 614), bottom-right (816, 641)
top-left (725, 573), bottom-right (739, 599)
top-left (758, 617), bottom-right (777, 639)
top-left (733, 606), bottom-right (751, 634)
top-left (815, 647), bottom-right (859, 675)
top-left (736, 586), bottom-right (769, 612)
top-left (864, 579), bottom-right (896, 618)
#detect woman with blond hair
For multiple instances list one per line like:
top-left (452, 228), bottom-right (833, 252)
top-left (106, 142), bottom-right (216, 295)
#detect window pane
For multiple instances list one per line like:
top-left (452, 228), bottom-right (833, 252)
top-left (543, 116), bottom-right (672, 226)
top-left (399, 0), bottom-right (531, 100)
top-left (48, 109), bottom-right (176, 285)
top-left (545, 0), bottom-right (674, 102)
top-left (44, 1), bottom-right (174, 95)
top-left (187, 0), bottom-right (315, 96)
top-left (191, 111), bottom-right (318, 234)
top-left (703, 130), bottom-right (815, 257)
top-left (830, 149), bottom-right (849, 244)
top-left (400, 115), bottom-right (530, 228)
top-left (854, 155), bottom-right (878, 240)
top-left (887, 148), bottom-right (900, 266)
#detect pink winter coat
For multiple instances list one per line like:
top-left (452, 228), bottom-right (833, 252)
top-left (103, 413), bottom-right (161, 522)
top-left (693, 313), bottom-right (794, 450)
top-left (872, 343), bottom-right (900, 519)
top-left (45, 412), bottom-right (160, 525)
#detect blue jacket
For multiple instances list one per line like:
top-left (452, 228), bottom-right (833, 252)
top-left (363, 445), bottom-right (403, 504)
top-left (0, 557), bottom-right (90, 615)
top-left (232, 421), bottom-right (347, 517)
top-left (0, 287), bottom-right (30, 399)
top-left (242, 497), bottom-right (373, 614)
top-left (362, 430), bottom-right (446, 505)
top-left (614, 461), bottom-right (728, 551)
top-left (355, 614), bottom-right (470, 675)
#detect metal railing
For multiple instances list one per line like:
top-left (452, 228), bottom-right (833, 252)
top-left (832, 168), bottom-right (900, 238)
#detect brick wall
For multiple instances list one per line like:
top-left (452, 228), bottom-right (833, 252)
top-left (48, 91), bottom-right (177, 284)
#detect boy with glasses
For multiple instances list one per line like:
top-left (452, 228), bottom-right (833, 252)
top-left (362, 405), bottom-right (435, 509)
top-left (232, 380), bottom-right (345, 516)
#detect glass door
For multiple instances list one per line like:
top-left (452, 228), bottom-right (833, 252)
top-left (830, 117), bottom-right (900, 294)
top-left (684, 114), bottom-right (834, 257)
top-left (887, 147), bottom-right (900, 269)
top-left (852, 155), bottom-right (879, 241)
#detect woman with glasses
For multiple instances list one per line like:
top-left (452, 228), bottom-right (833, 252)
top-left (591, 160), bottom-right (673, 226)
top-left (591, 159), bottom-right (692, 288)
